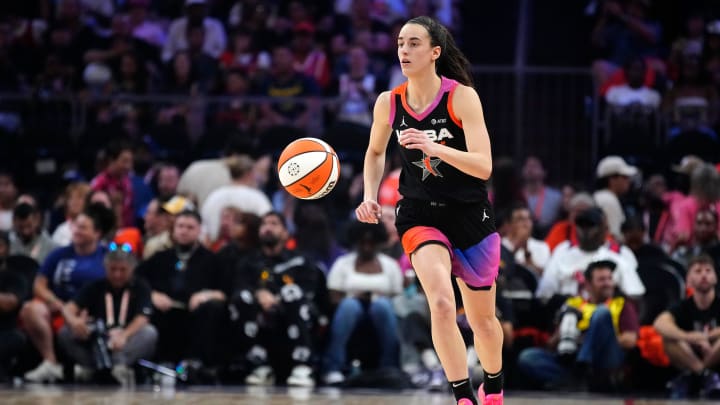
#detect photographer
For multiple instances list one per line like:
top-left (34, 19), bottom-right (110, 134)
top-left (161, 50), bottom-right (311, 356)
top-left (58, 245), bottom-right (157, 385)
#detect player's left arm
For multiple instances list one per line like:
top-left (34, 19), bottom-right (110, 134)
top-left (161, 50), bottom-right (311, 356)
top-left (399, 85), bottom-right (492, 180)
top-left (436, 85), bottom-right (492, 179)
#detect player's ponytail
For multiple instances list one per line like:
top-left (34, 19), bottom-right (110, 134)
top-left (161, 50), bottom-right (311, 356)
top-left (407, 16), bottom-right (474, 87)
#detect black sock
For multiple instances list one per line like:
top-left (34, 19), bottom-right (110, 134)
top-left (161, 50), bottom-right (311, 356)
top-left (449, 378), bottom-right (476, 404)
top-left (483, 369), bottom-right (504, 394)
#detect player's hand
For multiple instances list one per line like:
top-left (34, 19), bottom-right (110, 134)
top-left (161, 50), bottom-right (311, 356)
top-left (397, 128), bottom-right (439, 156)
top-left (356, 200), bottom-right (381, 224)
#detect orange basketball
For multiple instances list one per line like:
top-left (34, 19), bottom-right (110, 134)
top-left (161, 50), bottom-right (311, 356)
top-left (277, 137), bottom-right (340, 200)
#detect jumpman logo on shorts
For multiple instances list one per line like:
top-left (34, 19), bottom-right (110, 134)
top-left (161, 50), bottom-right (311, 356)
top-left (482, 209), bottom-right (490, 222)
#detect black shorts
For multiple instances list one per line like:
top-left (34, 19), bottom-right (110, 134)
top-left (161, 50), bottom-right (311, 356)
top-left (395, 198), bottom-right (500, 289)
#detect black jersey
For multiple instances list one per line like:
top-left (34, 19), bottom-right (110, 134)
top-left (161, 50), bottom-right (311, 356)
top-left (390, 76), bottom-right (489, 203)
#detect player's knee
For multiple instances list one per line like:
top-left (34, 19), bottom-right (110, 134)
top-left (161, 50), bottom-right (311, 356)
top-left (469, 315), bottom-right (499, 337)
top-left (428, 295), bottom-right (455, 322)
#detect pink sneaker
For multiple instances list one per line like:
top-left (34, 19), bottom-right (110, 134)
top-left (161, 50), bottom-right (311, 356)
top-left (457, 399), bottom-right (474, 405)
top-left (478, 383), bottom-right (503, 404)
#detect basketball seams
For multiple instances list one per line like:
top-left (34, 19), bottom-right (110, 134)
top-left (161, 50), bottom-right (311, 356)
top-left (279, 151), bottom-right (333, 187)
top-left (278, 137), bottom-right (339, 200)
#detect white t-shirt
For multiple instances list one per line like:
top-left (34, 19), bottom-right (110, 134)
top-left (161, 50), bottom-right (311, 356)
top-left (201, 185), bottom-right (272, 241)
top-left (605, 85), bottom-right (661, 108)
top-left (536, 240), bottom-right (644, 299)
top-left (594, 189), bottom-right (625, 241)
top-left (52, 220), bottom-right (73, 246)
top-left (327, 252), bottom-right (403, 297)
top-left (502, 237), bottom-right (551, 271)
top-left (177, 159), bottom-right (232, 207)
top-left (0, 209), bottom-right (12, 232)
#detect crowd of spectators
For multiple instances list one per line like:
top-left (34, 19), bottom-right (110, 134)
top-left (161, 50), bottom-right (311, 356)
top-left (1, 0), bottom-right (720, 401)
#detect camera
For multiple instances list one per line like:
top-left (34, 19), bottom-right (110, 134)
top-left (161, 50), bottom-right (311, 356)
top-left (88, 319), bottom-right (113, 370)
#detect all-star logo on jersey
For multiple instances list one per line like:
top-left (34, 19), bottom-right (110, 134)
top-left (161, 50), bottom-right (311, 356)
top-left (412, 153), bottom-right (443, 181)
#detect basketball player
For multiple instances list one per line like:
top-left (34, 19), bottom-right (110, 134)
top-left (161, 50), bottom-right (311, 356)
top-left (356, 17), bottom-right (503, 404)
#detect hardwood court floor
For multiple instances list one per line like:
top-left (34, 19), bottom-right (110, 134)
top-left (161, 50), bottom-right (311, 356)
top-left (0, 386), bottom-right (706, 405)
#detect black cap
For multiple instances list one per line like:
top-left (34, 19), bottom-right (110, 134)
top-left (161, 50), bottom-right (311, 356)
top-left (575, 207), bottom-right (604, 227)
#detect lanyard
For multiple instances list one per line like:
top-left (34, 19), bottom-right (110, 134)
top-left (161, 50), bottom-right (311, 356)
top-left (529, 188), bottom-right (546, 221)
top-left (105, 290), bottom-right (130, 328)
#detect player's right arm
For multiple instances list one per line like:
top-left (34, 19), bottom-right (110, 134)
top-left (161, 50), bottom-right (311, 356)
top-left (356, 91), bottom-right (393, 224)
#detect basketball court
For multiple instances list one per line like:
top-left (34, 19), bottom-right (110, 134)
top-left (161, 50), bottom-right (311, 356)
top-left (0, 386), bottom-right (702, 405)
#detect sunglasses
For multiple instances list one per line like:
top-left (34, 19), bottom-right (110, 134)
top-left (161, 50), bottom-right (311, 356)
top-left (108, 242), bottom-right (133, 253)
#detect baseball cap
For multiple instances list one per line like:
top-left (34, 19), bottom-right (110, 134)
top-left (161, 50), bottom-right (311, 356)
top-left (575, 207), bottom-right (605, 228)
top-left (161, 196), bottom-right (195, 215)
top-left (672, 155), bottom-right (704, 175)
top-left (596, 156), bottom-right (638, 178)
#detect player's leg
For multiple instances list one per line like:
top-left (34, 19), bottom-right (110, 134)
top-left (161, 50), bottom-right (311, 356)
top-left (457, 281), bottom-right (505, 401)
top-left (410, 242), bottom-right (477, 403)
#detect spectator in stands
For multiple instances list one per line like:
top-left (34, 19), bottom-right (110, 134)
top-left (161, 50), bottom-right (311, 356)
top-left (668, 163), bottom-right (720, 252)
top-left (209, 69), bottom-right (257, 139)
top-left (185, 21), bottom-right (220, 93)
top-left (669, 12), bottom-right (705, 73)
top-left (128, 0), bottom-right (166, 49)
top-left (216, 209), bottom-right (260, 271)
top-left (163, 50), bottom-right (197, 94)
top-left (294, 203), bottom-right (347, 273)
top-left (605, 57), bottom-right (661, 108)
top-left (291, 22), bottom-right (330, 90)
top-left (162, 0), bottom-right (226, 63)
top-left (519, 260), bottom-right (639, 390)
top-left (638, 174), bottom-right (677, 249)
top-left (136, 210), bottom-right (227, 368)
top-left (112, 51), bottom-right (149, 94)
top-left (521, 156), bottom-right (563, 237)
top-left (591, 0), bottom-right (663, 87)
top-left (201, 156), bottom-right (272, 245)
top-left (58, 247), bottom-right (157, 386)
top-left (545, 192), bottom-right (597, 252)
top-left (219, 28), bottom-right (271, 79)
top-left (83, 14), bottom-right (159, 80)
top-left (229, 211), bottom-right (329, 387)
top-left (335, 46), bottom-right (377, 128)
top-left (537, 207), bottom-right (644, 300)
top-left (502, 203), bottom-right (551, 277)
top-left (21, 210), bottom-right (107, 383)
top-left (91, 140), bottom-right (135, 228)
top-left (0, 171), bottom-right (17, 232)
top-left (654, 254), bottom-right (720, 398)
top-left (152, 163), bottom-right (181, 202)
top-left (143, 196), bottom-right (194, 260)
top-left (621, 215), bottom-right (672, 267)
top-left (177, 134), bottom-right (254, 206)
top-left (256, 44), bottom-right (320, 139)
top-left (9, 203), bottom-right (57, 263)
top-left (323, 221), bottom-right (402, 385)
top-left (45, 0), bottom-right (99, 82)
top-left (379, 204), bottom-right (403, 259)
top-left (594, 156), bottom-right (638, 241)
top-left (663, 52), bottom-right (719, 134)
top-left (0, 231), bottom-right (32, 382)
top-left (672, 209), bottom-right (720, 268)
top-left (53, 183), bottom-right (91, 247)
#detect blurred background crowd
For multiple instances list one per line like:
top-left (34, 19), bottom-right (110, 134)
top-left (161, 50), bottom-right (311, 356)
top-left (1, 0), bottom-right (720, 400)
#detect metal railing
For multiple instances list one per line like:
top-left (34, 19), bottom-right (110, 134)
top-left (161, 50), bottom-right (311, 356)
top-left (0, 65), bottom-right (599, 184)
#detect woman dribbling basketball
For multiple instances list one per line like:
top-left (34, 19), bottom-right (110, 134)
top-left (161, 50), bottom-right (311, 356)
top-left (355, 16), bottom-right (504, 404)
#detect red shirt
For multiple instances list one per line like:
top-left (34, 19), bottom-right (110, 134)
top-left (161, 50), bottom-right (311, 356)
top-left (91, 171), bottom-right (134, 228)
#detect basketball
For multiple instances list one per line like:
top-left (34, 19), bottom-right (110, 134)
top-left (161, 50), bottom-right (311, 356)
top-left (277, 137), bottom-right (340, 200)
